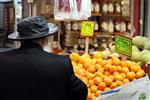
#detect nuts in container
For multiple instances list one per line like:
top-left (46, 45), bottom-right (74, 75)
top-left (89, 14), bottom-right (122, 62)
top-left (94, 21), bottom-right (99, 31)
top-left (107, 20), bottom-right (114, 32)
top-left (94, 2), bottom-right (100, 13)
top-left (72, 21), bottom-right (78, 31)
top-left (65, 21), bottom-right (71, 31)
top-left (115, 2), bottom-right (121, 14)
top-left (101, 21), bottom-right (108, 32)
top-left (102, 3), bottom-right (108, 14)
top-left (91, 3), bottom-right (94, 13)
top-left (120, 22), bottom-right (126, 32)
top-left (121, 0), bottom-right (130, 17)
top-left (108, 3), bottom-right (114, 13)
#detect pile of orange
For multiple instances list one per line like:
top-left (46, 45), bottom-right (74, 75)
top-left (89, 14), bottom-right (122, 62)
top-left (70, 53), bottom-right (145, 100)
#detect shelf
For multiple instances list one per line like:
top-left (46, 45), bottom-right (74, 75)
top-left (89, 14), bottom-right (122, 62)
top-left (92, 13), bottom-right (102, 16)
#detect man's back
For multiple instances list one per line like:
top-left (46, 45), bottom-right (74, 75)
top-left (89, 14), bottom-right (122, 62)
top-left (0, 43), bottom-right (87, 100)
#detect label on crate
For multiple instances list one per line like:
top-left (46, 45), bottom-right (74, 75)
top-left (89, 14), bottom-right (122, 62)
top-left (115, 35), bottom-right (132, 56)
top-left (81, 21), bottom-right (95, 37)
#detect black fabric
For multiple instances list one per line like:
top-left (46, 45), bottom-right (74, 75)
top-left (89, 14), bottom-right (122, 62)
top-left (0, 43), bottom-right (88, 100)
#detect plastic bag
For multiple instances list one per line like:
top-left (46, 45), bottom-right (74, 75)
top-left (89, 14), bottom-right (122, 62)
top-left (54, 0), bottom-right (91, 20)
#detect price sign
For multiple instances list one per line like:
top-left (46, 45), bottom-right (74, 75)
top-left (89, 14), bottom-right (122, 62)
top-left (81, 21), bottom-right (95, 37)
top-left (115, 35), bottom-right (132, 56)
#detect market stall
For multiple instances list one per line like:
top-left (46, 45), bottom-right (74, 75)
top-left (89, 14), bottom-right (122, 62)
top-left (1, 0), bottom-right (149, 100)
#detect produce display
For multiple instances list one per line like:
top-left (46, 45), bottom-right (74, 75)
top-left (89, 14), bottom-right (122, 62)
top-left (70, 52), bottom-right (145, 100)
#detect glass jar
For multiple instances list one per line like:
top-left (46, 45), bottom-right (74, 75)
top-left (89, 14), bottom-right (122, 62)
top-left (102, 3), bottom-right (108, 14)
top-left (108, 3), bottom-right (114, 13)
top-left (72, 22), bottom-right (78, 31)
top-left (94, 2), bottom-right (100, 13)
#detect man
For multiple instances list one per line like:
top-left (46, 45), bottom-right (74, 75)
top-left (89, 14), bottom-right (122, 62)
top-left (0, 16), bottom-right (87, 100)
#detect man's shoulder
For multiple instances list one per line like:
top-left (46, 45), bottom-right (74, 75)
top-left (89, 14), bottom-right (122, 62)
top-left (44, 52), bottom-right (70, 61)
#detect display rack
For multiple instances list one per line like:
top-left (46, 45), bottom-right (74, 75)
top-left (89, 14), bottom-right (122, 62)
top-left (23, 0), bottom-right (133, 52)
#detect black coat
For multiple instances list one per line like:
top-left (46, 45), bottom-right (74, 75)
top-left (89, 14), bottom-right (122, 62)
top-left (0, 42), bottom-right (87, 100)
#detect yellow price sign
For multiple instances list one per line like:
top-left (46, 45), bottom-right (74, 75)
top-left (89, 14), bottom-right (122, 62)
top-left (81, 21), bottom-right (95, 37)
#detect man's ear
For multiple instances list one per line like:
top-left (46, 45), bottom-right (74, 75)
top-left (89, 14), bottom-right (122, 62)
top-left (43, 37), bottom-right (49, 45)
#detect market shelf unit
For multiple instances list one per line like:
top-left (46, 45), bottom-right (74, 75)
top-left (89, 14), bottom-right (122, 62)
top-left (24, 0), bottom-right (133, 52)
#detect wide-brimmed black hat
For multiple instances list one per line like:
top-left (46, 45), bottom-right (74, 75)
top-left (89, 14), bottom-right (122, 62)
top-left (8, 16), bottom-right (58, 41)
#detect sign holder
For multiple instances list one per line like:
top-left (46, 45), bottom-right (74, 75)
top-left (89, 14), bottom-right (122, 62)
top-left (81, 21), bottom-right (95, 53)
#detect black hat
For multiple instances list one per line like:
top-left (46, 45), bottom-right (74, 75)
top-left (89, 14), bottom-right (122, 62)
top-left (8, 16), bottom-right (58, 41)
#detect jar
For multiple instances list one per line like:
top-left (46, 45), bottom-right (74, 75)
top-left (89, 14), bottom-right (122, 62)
top-left (115, 3), bottom-right (121, 14)
top-left (101, 21), bottom-right (108, 32)
top-left (120, 22), bottom-right (126, 32)
top-left (94, 2), bottom-right (100, 13)
top-left (102, 3), bottom-right (108, 14)
top-left (108, 3), bottom-right (114, 13)
top-left (65, 22), bottom-right (71, 31)
top-left (72, 22), bottom-right (78, 31)
top-left (94, 21), bottom-right (99, 31)
top-left (108, 20), bottom-right (114, 32)
top-left (127, 22), bottom-right (131, 31)
top-left (115, 22), bottom-right (120, 32)
top-left (91, 3), bottom-right (94, 12)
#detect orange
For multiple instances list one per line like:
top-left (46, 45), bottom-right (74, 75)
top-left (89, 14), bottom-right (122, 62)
top-left (96, 58), bottom-right (105, 67)
top-left (104, 87), bottom-right (111, 91)
top-left (110, 65), bottom-right (118, 73)
top-left (114, 74), bottom-right (123, 81)
top-left (84, 59), bottom-right (93, 65)
top-left (120, 73), bottom-right (126, 78)
top-left (126, 72), bottom-right (136, 80)
top-left (127, 61), bottom-right (137, 69)
top-left (93, 51), bottom-right (103, 59)
top-left (103, 64), bottom-right (111, 71)
top-left (94, 77), bottom-right (103, 85)
top-left (112, 57), bottom-right (121, 65)
top-left (122, 78), bottom-right (129, 84)
top-left (77, 63), bottom-right (83, 69)
top-left (98, 82), bottom-right (106, 90)
top-left (77, 69), bottom-right (86, 77)
top-left (117, 66), bottom-right (122, 72)
top-left (120, 61), bottom-right (127, 67)
top-left (94, 72), bottom-right (103, 77)
top-left (86, 72), bottom-right (95, 80)
top-left (116, 80), bottom-right (123, 86)
top-left (78, 57), bottom-right (85, 64)
top-left (109, 75), bottom-right (115, 82)
top-left (121, 67), bottom-right (129, 74)
top-left (113, 72), bottom-right (119, 76)
top-left (90, 85), bottom-right (97, 93)
top-left (71, 61), bottom-right (77, 66)
top-left (110, 82), bottom-right (118, 89)
top-left (97, 67), bottom-right (104, 73)
top-left (88, 80), bottom-right (95, 87)
top-left (106, 59), bottom-right (112, 65)
top-left (130, 65), bottom-right (141, 72)
top-left (70, 53), bottom-right (80, 62)
top-left (81, 53), bottom-right (91, 59)
top-left (95, 64), bottom-right (102, 71)
top-left (83, 62), bottom-right (92, 70)
top-left (95, 90), bottom-right (102, 97)
top-left (87, 65), bottom-right (96, 73)
top-left (136, 70), bottom-right (145, 79)
top-left (103, 77), bottom-right (112, 86)
top-left (87, 92), bottom-right (94, 100)
top-left (104, 71), bottom-right (111, 76)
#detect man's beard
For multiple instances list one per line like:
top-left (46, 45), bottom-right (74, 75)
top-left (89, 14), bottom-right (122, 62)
top-left (43, 44), bottom-right (52, 53)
